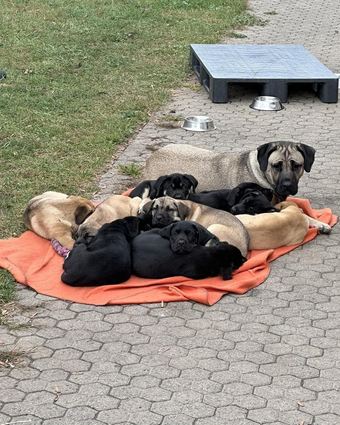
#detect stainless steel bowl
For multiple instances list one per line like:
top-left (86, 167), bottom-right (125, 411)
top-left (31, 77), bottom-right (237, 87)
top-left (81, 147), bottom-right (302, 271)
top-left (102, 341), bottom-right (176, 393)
top-left (181, 116), bottom-right (215, 132)
top-left (250, 96), bottom-right (283, 111)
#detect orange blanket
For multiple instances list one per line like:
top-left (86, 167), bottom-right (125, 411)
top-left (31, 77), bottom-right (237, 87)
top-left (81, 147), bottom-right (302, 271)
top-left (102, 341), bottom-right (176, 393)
top-left (0, 198), bottom-right (337, 306)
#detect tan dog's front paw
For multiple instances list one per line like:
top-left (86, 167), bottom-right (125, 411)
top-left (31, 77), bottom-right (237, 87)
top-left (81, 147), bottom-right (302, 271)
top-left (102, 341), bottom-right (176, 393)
top-left (319, 223), bottom-right (332, 234)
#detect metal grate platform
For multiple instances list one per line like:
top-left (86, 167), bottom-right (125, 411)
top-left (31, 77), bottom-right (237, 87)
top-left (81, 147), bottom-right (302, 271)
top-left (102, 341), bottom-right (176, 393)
top-left (190, 44), bottom-right (338, 103)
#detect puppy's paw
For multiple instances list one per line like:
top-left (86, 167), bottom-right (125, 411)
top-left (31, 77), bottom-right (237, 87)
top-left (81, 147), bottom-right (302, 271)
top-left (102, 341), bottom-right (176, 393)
top-left (319, 223), bottom-right (332, 234)
top-left (220, 265), bottom-right (233, 280)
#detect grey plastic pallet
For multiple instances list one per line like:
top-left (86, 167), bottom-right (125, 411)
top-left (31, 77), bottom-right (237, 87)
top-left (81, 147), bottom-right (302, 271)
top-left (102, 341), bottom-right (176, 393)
top-left (190, 44), bottom-right (338, 103)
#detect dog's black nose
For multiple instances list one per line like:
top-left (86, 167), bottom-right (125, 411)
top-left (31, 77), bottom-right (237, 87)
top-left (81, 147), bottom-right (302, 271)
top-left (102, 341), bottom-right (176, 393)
top-left (177, 239), bottom-right (185, 246)
top-left (281, 181), bottom-right (292, 189)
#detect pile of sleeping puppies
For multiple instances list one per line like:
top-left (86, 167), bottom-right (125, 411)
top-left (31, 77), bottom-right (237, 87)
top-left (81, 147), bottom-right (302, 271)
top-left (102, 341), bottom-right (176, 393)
top-left (23, 141), bottom-right (331, 287)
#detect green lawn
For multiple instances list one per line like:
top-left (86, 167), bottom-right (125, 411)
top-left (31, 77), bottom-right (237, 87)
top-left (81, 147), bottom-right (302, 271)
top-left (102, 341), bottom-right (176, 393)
top-left (0, 0), bottom-right (260, 303)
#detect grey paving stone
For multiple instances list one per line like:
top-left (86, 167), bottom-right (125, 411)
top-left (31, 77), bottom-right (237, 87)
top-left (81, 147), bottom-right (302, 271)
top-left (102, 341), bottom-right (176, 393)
top-left (314, 414), bottom-right (340, 425)
top-left (97, 409), bottom-right (130, 424)
top-left (266, 397), bottom-right (297, 412)
top-left (0, 413), bottom-right (10, 424)
top-left (151, 400), bottom-right (183, 416)
top-left (303, 377), bottom-right (335, 392)
top-left (9, 415), bottom-right (43, 425)
top-left (181, 401), bottom-right (215, 418)
top-left (248, 407), bottom-right (279, 422)
top-left (162, 414), bottom-right (195, 425)
top-left (278, 410), bottom-right (313, 425)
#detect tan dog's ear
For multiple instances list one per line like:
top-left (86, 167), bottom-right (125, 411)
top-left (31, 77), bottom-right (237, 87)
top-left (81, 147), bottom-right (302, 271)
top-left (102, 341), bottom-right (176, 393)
top-left (176, 202), bottom-right (190, 220)
top-left (75, 205), bottom-right (95, 225)
top-left (297, 143), bottom-right (315, 172)
top-left (257, 142), bottom-right (277, 172)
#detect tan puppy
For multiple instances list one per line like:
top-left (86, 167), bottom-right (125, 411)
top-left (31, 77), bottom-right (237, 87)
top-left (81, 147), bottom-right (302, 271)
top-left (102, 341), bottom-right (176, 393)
top-left (236, 201), bottom-right (331, 250)
top-left (76, 195), bottom-right (142, 239)
top-left (24, 191), bottom-right (95, 249)
top-left (139, 196), bottom-right (249, 257)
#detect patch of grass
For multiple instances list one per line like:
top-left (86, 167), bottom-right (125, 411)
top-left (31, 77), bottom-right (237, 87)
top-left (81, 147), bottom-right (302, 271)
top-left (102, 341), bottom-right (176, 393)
top-left (0, 0), bottom-right (254, 306)
top-left (0, 271), bottom-right (16, 306)
top-left (160, 114), bottom-right (184, 122)
top-left (0, 348), bottom-right (26, 369)
top-left (182, 80), bottom-right (202, 92)
top-left (118, 163), bottom-right (143, 179)
top-left (231, 11), bottom-right (267, 27)
top-left (159, 114), bottom-right (185, 126)
top-left (229, 32), bottom-right (248, 38)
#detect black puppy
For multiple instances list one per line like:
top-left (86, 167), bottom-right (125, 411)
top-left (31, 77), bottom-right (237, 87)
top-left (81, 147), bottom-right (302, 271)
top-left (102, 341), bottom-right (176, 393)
top-left (129, 173), bottom-right (198, 200)
top-left (61, 216), bottom-right (144, 286)
top-left (188, 182), bottom-right (277, 215)
top-left (132, 221), bottom-right (246, 280)
top-left (161, 221), bottom-right (219, 253)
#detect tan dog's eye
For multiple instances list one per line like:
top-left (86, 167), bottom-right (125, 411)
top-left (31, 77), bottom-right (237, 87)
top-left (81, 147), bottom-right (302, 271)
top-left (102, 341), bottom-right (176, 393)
top-left (272, 162), bottom-right (282, 171)
top-left (291, 161), bottom-right (302, 170)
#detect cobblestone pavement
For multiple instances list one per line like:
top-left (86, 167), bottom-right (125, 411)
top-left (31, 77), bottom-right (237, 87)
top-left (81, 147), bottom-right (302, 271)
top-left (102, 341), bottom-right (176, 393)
top-left (1, 0), bottom-right (340, 424)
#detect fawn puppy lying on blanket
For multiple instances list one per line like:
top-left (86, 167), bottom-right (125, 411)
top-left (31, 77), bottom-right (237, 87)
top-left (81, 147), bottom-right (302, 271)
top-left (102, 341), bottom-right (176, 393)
top-left (62, 216), bottom-right (144, 286)
top-left (188, 182), bottom-right (276, 215)
top-left (23, 191), bottom-right (95, 249)
top-left (236, 201), bottom-right (332, 250)
top-left (76, 195), bottom-right (142, 240)
top-left (132, 221), bottom-right (246, 280)
top-left (138, 196), bottom-right (249, 257)
top-left (129, 173), bottom-right (198, 200)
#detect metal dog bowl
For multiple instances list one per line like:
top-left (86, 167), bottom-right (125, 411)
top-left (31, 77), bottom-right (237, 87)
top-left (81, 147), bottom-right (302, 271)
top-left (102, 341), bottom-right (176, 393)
top-left (181, 116), bottom-right (215, 132)
top-left (250, 96), bottom-right (283, 111)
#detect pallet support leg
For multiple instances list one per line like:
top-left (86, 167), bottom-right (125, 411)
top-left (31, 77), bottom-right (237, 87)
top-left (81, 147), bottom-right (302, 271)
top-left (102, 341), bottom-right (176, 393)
top-left (191, 51), bottom-right (203, 83)
top-left (317, 79), bottom-right (338, 103)
top-left (262, 81), bottom-right (288, 103)
top-left (209, 79), bottom-right (229, 103)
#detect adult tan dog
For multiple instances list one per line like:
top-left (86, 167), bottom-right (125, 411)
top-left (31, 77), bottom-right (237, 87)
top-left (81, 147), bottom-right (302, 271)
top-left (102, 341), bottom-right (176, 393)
top-left (139, 196), bottom-right (249, 257)
top-left (143, 141), bottom-right (315, 201)
top-left (23, 191), bottom-right (95, 249)
top-left (236, 201), bottom-right (331, 250)
top-left (76, 195), bottom-right (142, 239)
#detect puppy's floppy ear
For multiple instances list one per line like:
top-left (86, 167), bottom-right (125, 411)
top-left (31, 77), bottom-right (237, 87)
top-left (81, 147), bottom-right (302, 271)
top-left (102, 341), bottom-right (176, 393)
top-left (138, 200), bottom-right (154, 216)
top-left (184, 174), bottom-right (198, 193)
top-left (152, 175), bottom-right (170, 197)
top-left (227, 187), bottom-right (241, 206)
top-left (261, 188), bottom-right (274, 201)
top-left (159, 223), bottom-right (174, 240)
top-left (74, 205), bottom-right (95, 225)
top-left (130, 181), bottom-right (153, 199)
top-left (297, 143), bottom-right (316, 172)
top-left (124, 217), bottom-right (142, 238)
top-left (194, 224), bottom-right (217, 246)
top-left (176, 202), bottom-right (190, 220)
top-left (257, 142), bottom-right (277, 172)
